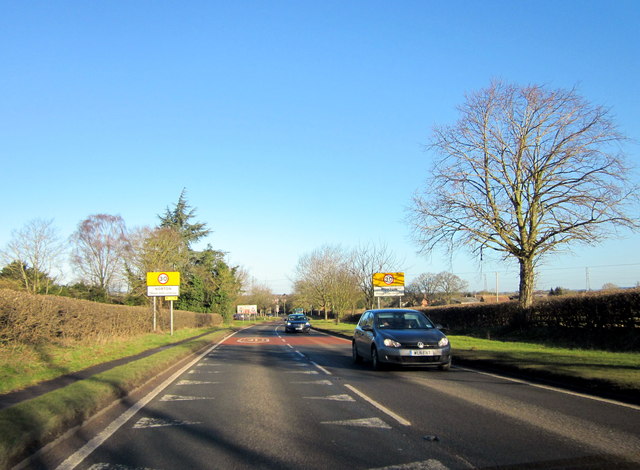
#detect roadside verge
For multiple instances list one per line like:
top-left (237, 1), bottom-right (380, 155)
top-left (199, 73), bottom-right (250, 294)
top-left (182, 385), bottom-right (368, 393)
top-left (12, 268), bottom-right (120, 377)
top-left (0, 329), bottom-right (232, 470)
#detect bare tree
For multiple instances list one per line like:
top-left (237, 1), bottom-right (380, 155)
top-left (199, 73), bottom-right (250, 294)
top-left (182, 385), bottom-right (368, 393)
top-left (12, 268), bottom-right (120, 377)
top-left (409, 272), bottom-right (440, 305)
top-left (1, 218), bottom-right (64, 293)
top-left (239, 279), bottom-right (274, 314)
top-left (411, 81), bottom-right (638, 307)
top-left (71, 214), bottom-right (130, 293)
top-left (350, 243), bottom-right (402, 309)
top-left (294, 245), bottom-right (349, 320)
top-left (435, 271), bottom-right (468, 305)
top-left (327, 260), bottom-right (361, 323)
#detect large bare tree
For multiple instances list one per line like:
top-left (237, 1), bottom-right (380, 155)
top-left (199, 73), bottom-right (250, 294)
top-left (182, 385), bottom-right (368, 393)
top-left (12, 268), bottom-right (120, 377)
top-left (411, 81), bottom-right (638, 307)
top-left (71, 214), bottom-right (130, 293)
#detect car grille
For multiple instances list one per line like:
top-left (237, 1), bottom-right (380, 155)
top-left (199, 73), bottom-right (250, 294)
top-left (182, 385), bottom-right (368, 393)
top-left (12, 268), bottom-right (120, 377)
top-left (399, 356), bottom-right (442, 363)
top-left (402, 341), bottom-right (439, 349)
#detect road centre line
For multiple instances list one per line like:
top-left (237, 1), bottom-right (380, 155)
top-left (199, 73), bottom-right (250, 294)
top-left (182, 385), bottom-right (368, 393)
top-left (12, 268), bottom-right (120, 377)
top-left (455, 366), bottom-right (640, 411)
top-left (53, 330), bottom-right (239, 470)
top-left (344, 384), bottom-right (411, 427)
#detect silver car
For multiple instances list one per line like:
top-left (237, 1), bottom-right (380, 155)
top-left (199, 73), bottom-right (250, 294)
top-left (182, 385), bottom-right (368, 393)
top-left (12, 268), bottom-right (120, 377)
top-left (352, 309), bottom-right (451, 370)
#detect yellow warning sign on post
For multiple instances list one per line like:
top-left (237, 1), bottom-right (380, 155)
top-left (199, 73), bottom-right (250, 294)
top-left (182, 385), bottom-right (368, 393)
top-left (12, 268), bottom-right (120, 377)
top-left (372, 272), bottom-right (404, 287)
top-left (146, 272), bottom-right (180, 297)
top-left (373, 272), bottom-right (405, 297)
top-left (146, 272), bottom-right (180, 286)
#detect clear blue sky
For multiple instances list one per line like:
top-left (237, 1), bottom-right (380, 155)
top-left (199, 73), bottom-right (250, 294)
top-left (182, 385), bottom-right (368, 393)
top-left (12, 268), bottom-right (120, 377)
top-left (2, 1), bottom-right (639, 294)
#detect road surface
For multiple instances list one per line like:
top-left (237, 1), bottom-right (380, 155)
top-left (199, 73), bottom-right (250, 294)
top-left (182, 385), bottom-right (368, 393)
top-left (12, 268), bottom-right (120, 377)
top-left (32, 323), bottom-right (640, 469)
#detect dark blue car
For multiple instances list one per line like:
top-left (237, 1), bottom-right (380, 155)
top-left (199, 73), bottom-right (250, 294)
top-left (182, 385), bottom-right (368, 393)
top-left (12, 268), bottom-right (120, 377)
top-left (285, 314), bottom-right (311, 333)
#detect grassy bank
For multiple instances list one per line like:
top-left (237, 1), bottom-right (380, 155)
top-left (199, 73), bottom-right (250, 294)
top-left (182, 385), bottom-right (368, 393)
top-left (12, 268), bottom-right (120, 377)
top-left (0, 327), bottom-right (224, 395)
top-left (311, 319), bottom-right (640, 399)
top-left (0, 328), bottom-right (232, 469)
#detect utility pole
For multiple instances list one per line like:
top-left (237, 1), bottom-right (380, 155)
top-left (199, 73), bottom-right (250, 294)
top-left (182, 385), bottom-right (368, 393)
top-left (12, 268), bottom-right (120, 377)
top-left (585, 267), bottom-right (591, 291)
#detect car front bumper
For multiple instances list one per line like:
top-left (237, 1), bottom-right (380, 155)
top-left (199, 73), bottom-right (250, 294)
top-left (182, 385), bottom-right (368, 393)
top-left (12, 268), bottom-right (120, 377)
top-left (379, 346), bottom-right (451, 366)
top-left (285, 325), bottom-right (310, 333)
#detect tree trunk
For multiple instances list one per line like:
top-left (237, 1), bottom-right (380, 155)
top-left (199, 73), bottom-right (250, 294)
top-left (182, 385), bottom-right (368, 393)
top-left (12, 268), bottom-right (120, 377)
top-left (518, 257), bottom-right (535, 308)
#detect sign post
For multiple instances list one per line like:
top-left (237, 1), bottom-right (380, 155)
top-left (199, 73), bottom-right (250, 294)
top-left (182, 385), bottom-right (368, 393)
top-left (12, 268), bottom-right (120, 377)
top-left (146, 272), bottom-right (180, 335)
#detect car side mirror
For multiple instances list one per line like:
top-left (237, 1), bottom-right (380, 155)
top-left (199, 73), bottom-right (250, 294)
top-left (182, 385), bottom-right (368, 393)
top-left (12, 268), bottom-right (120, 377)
top-left (435, 324), bottom-right (446, 331)
top-left (362, 325), bottom-right (373, 332)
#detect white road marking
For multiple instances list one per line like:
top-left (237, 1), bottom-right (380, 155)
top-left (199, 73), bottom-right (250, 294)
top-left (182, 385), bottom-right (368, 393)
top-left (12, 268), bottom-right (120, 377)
top-left (188, 370), bottom-right (221, 374)
top-left (368, 459), bottom-right (450, 470)
top-left (344, 384), bottom-right (411, 426)
top-left (455, 365), bottom-right (640, 410)
top-left (292, 379), bottom-right (333, 385)
top-left (176, 380), bottom-right (220, 385)
top-left (311, 361), bottom-right (333, 375)
top-left (160, 394), bottom-right (214, 401)
top-left (54, 330), bottom-right (238, 470)
top-left (285, 370), bottom-right (319, 375)
top-left (321, 417), bottom-right (391, 429)
top-left (304, 394), bottom-right (355, 402)
top-left (132, 418), bottom-right (202, 429)
top-left (88, 464), bottom-right (159, 470)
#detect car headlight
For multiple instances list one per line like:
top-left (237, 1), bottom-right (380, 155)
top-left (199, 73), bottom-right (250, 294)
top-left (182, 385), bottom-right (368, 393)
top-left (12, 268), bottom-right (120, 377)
top-left (438, 337), bottom-right (449, 347)
top-left (383, 338), bottom-right (402, 348)
top-left (305, 322), bottom-right (311, 326)
top-left (286, 322), bottom-right (292, 326)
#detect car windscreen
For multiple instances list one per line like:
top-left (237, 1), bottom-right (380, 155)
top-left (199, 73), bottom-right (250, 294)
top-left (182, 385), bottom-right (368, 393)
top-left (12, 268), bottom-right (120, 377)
top-left (288, 315), bottom-right (307, 321)
top-left (374, 312), bottom-right (433, 329)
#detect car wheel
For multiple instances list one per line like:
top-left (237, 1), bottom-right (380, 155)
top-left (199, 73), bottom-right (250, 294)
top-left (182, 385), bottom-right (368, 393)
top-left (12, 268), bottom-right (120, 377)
top-left (371, 346), bottom-right (384, 370)
top-left (438, 358), bottom-right (451, 371)
top-left (352, 341), bottom-right (362, 364)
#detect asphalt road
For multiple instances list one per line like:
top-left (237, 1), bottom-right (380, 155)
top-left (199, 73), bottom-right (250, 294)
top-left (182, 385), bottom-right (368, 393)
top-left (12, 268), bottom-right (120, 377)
top-left (32, 323), bottom-right (640, 470)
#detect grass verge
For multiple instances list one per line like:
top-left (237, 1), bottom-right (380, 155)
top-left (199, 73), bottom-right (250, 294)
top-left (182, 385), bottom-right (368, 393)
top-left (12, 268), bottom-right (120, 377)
top-left (311, 320), bottom-right (640, 401)
top-left (0, 328), bottom-right (231, 469)
top-left (0, 328), bottom-right (224, 395)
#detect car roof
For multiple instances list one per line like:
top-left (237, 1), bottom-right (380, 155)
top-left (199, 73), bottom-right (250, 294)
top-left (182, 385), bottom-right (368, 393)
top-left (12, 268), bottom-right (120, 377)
top-left (367, 309), bottom-right (422, 314)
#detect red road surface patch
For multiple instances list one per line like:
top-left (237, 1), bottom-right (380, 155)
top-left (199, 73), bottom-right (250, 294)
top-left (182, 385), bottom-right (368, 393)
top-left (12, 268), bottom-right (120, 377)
top-left (224, 337), bottom-right (271, 345)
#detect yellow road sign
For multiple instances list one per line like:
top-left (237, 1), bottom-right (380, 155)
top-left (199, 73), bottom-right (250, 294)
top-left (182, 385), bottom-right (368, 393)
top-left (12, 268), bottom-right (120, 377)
top-left (146, 272), bottom-right (181, 286)
top-left (372, 272), bottom-right (405, 287)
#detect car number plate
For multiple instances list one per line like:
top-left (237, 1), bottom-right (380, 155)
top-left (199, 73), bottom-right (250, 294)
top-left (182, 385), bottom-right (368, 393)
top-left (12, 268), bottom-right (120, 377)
top-left (410, 349), bottom-right (440, 356)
